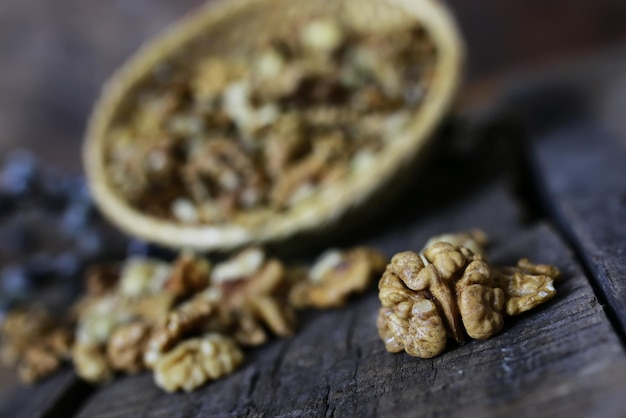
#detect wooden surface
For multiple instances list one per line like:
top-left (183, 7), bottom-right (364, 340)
top-left (530, 120), bottom-right (626, 335)
top-left (2, 0), bottom-right (626, 417)
top-left (74, 197), bottom-right (626, 418)
top-left (3, 124), bottom-right (626, 416)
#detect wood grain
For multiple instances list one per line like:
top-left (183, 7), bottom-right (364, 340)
top-left (73, 185), bottom-right (626, 417)
top-left (529, 120), bottom-right (626, 335)
top-left (0, 371), bottom-right (90, 418)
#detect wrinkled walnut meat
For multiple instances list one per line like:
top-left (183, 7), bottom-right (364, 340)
top-left (211, 249), bottom-right (295, 346)
top-left (163, 252), bottom-right (211, 300)
top-left (377, 236), bottom-right (560, 358)
top-left (2, 243), bottom-right (387, 392)
top-left (144, 291), bottom-right (216, 367)
top-left (105, 18), bottom-right (437, 225)
top-left (493, 258), bottom-right (560, 316)
top-left (422, 229), bottom-right (488, 257)
top-left (107, 321), bottom-right (152, 374)
top-left (154, 333), bottom-right (244, 392)
top-left (72, 342), bottom-right (113, 383)
top-left (0, 309), bottom-right (73, 384)
top-left (289, 247), bottom-right (387, 308)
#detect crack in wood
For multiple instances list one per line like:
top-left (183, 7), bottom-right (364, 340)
top-left (526, 119), bottom-right (626, 352)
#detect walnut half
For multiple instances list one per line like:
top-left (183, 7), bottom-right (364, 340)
top-left (289, 247), bottom-right (387, 309)
top-left (377, 232), bottom-right (559, 358)
top-left (1, 309), bottom-right (73, 383)
top-left (153, 333), bottom-right (244, 392)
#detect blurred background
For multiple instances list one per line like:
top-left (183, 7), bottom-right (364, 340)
top-left (1, 0), bottom-right (626, 395)
top-left (2, 0), bottom-right (626, 164)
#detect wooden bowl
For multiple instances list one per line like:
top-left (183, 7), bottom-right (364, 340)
top-left (84, 0), bottom-right (463, 251)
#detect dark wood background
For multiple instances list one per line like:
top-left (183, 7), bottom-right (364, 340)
top-left (1, 0), bottom-right (626, 416)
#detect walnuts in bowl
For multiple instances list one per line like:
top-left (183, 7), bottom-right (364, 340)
top-left (377, 232), bottom-right (560, 358)
top-left (85, 0), bottom-right (463, 251)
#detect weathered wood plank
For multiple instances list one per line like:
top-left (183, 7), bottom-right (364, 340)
top-left (0, 370), bottom-right (90, 418)
top-left (74, 183), bottom-right (626, 417)
top-left (529, 120), bottom-right (626, 335)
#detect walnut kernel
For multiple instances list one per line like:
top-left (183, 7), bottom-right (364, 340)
top-left (290, 247), bottom-right (387, 309)
top-left (144, 291), bottom-right (215, 367)
top-left (107, 321), bottom-right (152, 373)
top-left (377, 233), bottom-right (559, 358)
top-left (72, 343), bottom-right (113, 383)
top-left (163, 252), bottom-right (211, 299)
top-left (153, 333), bottom-right (243, 392)
top-left (215, 255), bottom-right (295, 346)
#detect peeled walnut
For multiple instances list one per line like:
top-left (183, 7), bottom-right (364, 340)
top-left (494, 258), bottom-right (560, 316)
top-left (422, 229), bottom-right (488, 257)
top-left (0, 308), bottom-right (55, 366)
top-left (118, 258), bottom-right (171, 298)
top-left (72, 343), bottom-right (113, 383)
top-left (75, 295), bottom-right (134, 346)
top-left (131, 293), bottom-right (175, 324)
top-left (153, 333), bottom-right (244, 392)
top-left (15, 329), bottom-right (72, 383)
top-left (390, 245), bottom-right (469, 343)
top-left (18, 346), bottom-right (62, 384)
top-left (163, 252), bottom-right (211, 299)
top-left (0, 309), bottom-right (73, 383)
top-left (144, 291), bottom-right (216, 367)
top-left (225, 260), bottom-right (295, 346)
top-left (377, 234), bottom-right (560, 358)
top-left (106, 321), bottom-right (151, 374)
top-left (289, 247), bottom-right (387, 309)
top-left (211, 249), bottom-right (295, 346)
top-left (211, 247), bottom-right (265, 284)
top-left (455, 259), bottom-right (505, 340)
top-left (377, 268), bottom-right (447, 358)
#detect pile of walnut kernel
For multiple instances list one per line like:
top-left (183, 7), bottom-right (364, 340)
top-left (377, 231), bottom-right (560, 358)
top-left (0, 245), bottom-right (386, 392)
top-left (105, 18), bottom-right (436, 224)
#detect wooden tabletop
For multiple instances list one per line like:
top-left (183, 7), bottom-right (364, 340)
top-left (1, 1), bottom-right (626, 417)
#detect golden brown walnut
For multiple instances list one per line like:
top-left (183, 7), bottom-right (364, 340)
top-left (131, 293), bottom-right (175, 324)
top-left (377, 252), bottom-right (462, 358)
top-left (494, 258), bottom-right (560, 316)
top-left (377, 268), bottom-right (447, 358)
top-left (72, 343), bottom-right (113, 383)
top-left (377, 234), bottom-right (560, 358)
top-left (13, 328), bottom-right (73, 384)
top-left (118, 258), bottom-right (171, 298)
top-left (215, 256), bottom-right (295, 346)
top-left (192, 57), bottom-right (245, 101)
top-left (455, 259), bottom-right (504, 340)
top-left (18, 346), bottom-right (61, 384)
top-left (391, 245), bottom-right (468, 343)
top-left (289, 247), bottom-right (387, 309)
top-left (75, 295), bottom-right (134, 346)
top-left (163, 252), bottom-right (211, 299)
top-left (376, 307), bottom-right (404, 353)
top-left (106, 321), bottom-right (152, 373)
top-left (153, 333), bottom-right (244, 392)
top-left (422, 229), bottom-right (488, 257)
top-left (144, 292), bottom-right (215, 367)
top-left (0, 308), bottom-right (54, 366)
top-left (262, 114), bottom-right (306, 179)
top-left (0, 309), bottom-right (73, 383)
